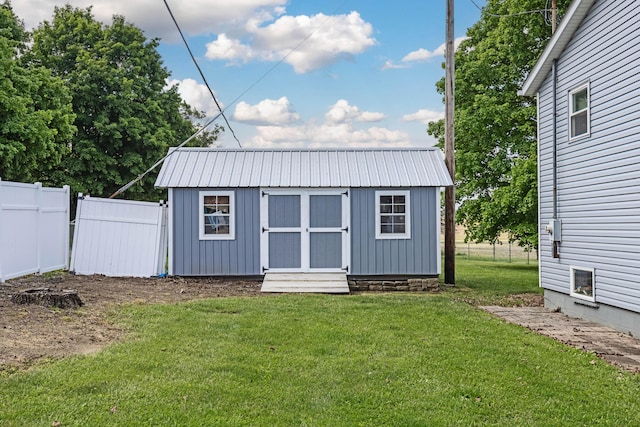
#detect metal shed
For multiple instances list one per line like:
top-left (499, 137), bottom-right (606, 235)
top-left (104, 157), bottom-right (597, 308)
top-left (155, 148), bottom-right (452, 291)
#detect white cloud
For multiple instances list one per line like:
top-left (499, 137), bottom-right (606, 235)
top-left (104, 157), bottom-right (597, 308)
top-left (381, 60), bottom-right (408, 71)
top-left (166, 78), bottom-right (220, 116)
top-left (206, 11), bottom-right (376, 74)
top-left (250, 123), bottom-right (409, 148)
top-left (402, 46), bottom-right (445, 63)
top-left (14, 2), bottom-right (375, 73)
top-left (205, 34), bottom-right (258, 63)
top-left (383, 36), bottom-right (468, 70)
top-left (233, 97), bottom-right (300, 125)
top-left (239, 99), bottom-right (408, 148)
top-left (402, 109), bottom-right (444, 125)
top-left (13, 0), bottom-right (287, 40)
top-left (325, 99), bottom-right (385, 124)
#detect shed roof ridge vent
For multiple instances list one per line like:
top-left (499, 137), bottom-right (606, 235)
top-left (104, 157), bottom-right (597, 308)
top-left (171, 147), bottom-right (442, 153)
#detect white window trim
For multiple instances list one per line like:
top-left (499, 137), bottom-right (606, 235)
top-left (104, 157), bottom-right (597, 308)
top-left (570, 265), bottom-right (595, 302)
top-left (199, 191), bottom-right (235, 240)
top-left (375, 190), bottom-right (411, 240)
top-left (568, 82), bottom-right (590, 141)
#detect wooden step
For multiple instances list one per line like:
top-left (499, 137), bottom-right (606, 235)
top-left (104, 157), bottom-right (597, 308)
top-left (261, 273), bottom-right (349, 294)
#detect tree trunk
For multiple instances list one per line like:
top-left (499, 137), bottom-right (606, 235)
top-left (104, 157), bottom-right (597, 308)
top-left (11, 288), bottom-right (83, 309)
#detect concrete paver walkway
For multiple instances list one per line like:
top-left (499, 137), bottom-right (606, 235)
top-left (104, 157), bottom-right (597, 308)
top-left (482, 306), bottom-right (640, 373)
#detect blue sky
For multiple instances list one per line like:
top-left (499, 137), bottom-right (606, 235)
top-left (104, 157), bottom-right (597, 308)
top-left (15, 0), bottom-right (486, 148)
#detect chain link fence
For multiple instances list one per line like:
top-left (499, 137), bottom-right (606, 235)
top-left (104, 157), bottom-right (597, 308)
top-left (454, 240), bottom-right (536, 263)
top-left (442, 227), bottom-right (537, 264)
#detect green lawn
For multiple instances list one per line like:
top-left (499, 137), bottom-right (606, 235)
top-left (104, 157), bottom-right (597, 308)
top-left (2, 261), bottom-right (640, 426)
top-left (445, 258), bottom-right (542, 306)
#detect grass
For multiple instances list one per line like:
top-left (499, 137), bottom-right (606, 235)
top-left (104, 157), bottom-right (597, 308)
top-left (2, 260), bottom-right (640, 426)
top-left (444, 258), bottom-right (541, 306)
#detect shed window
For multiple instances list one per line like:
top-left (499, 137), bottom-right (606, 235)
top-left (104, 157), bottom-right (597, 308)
top-left (199, 191), bottom-right (235, 240)
top-left (570, 266), bottom-right (595, 302)
top-left (375, 190), bottom-right (410, 239)
top-left (569, 83), bottom-right (590, 140)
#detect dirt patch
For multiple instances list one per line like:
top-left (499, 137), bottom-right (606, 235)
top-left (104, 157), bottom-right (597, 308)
top-left (0, 273), bottom-right (262, 371)
top-left (500, 293), bottom-right (544, 307)
top-left (1, 274), bottom-right (544, 372)
top-left (451, 292), bottom-right (544, 308)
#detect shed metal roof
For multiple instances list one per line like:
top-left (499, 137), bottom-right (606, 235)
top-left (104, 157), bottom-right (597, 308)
top-left (154, 148), bottom-right (453, 188)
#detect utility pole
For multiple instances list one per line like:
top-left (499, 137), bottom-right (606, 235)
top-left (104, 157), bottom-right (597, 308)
top-left (444, 0), bottom-right (455, 285)
top-left (552, 0), bottom-right (557, 34)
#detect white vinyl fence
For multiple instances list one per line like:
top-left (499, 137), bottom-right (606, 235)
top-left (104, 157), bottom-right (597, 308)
top-left (70, 194), bottom-right (168, 277)
top-left (0, 179), bottom-right (70, 283)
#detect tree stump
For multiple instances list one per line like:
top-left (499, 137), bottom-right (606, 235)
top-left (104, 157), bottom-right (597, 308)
top-left (10, 288), bottom-right (83, 309)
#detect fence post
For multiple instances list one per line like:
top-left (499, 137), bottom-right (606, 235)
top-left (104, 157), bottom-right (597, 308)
top-left (152, 200), bottom-right (165, 276)
top-left (0, 178), bottom-right (3, 283)
top-left (69, 193), bottom-right (84, 273)
top-left (64, 185), bottom-right (71, 270)
top-left (35, 182), bottom-right (42, 275)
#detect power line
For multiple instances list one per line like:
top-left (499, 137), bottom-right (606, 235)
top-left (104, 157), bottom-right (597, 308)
top-left (469, 0), bottom-right (552, 19)
top-left (110, 1), bottom-right (351, 198)
top-left (109, 112), bottom-right (223, 198)
top-left (163, 0), bottom-right (241, 147)
top-left (222, 3), bottom-right (350, 114)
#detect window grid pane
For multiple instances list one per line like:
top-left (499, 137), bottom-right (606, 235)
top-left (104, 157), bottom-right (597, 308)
top-left (570, 86), bottom-right (589, 139)
top-left (379, 194), bottom-right (407, 235)
top-left (201, 192), bottom-right (233, 238)
top-left (573, 269), bottom-right (593, 297)
top-left (571, 112), bottom-right (588, 137)
top-left (572, 89), bottom-right (588, 112)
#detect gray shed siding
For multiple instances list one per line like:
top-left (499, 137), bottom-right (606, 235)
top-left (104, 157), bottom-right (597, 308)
top-left (172, 186), bottom-right (440, 276)
top-left (538, 0), bottom-right (640, 313)
top-left (172, 188), bottom-right (260, 275)
top-left (350, 188), bottom-right (439, 275)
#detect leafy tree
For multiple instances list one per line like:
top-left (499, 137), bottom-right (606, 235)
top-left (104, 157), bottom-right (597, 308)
top-left (429, 0), bottom-right (571, 250)
top-left (26, 5), bottom-right (222, 200)
top-left (0, 1), bottom-right (75, 183)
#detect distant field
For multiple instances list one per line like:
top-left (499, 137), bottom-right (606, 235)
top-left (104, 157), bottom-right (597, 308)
top-left (442, 226), bottom-right (537, 263)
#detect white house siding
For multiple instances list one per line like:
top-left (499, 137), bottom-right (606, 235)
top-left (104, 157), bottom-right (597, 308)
top-left (538, 0), bottom-right (640, 313)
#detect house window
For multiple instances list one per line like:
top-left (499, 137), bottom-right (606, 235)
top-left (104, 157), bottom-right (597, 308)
top-left (199, 191), bottom-right (235, 240)
top-left (570, 266), bottom-right (595, 302)
top-left (375, 190), bottom-right (411, 239)
top-left (569, 83), bottom-right (590, 140)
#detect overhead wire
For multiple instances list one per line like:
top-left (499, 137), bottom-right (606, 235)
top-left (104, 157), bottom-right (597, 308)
top-left (221, 0), bottom-right (351, 111)
top-left (110, 0), bottom-right (350, 198)
top-left (162, 0), bottom-right (241, 147)
top-left (469, 0), bottom-right (552, 20)
top-left (108, 112), bottom-right (223, 198)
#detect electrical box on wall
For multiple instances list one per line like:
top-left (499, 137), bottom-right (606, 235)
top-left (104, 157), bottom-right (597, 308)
top-left (544, 219), bottom-right (562, 242)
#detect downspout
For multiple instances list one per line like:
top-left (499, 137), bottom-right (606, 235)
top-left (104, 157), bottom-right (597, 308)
top-left (551, 59), bottom-right (560, 258)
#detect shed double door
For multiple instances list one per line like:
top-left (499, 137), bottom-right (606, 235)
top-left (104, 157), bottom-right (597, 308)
top-left (260, 189), bottom-right (350, 273)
